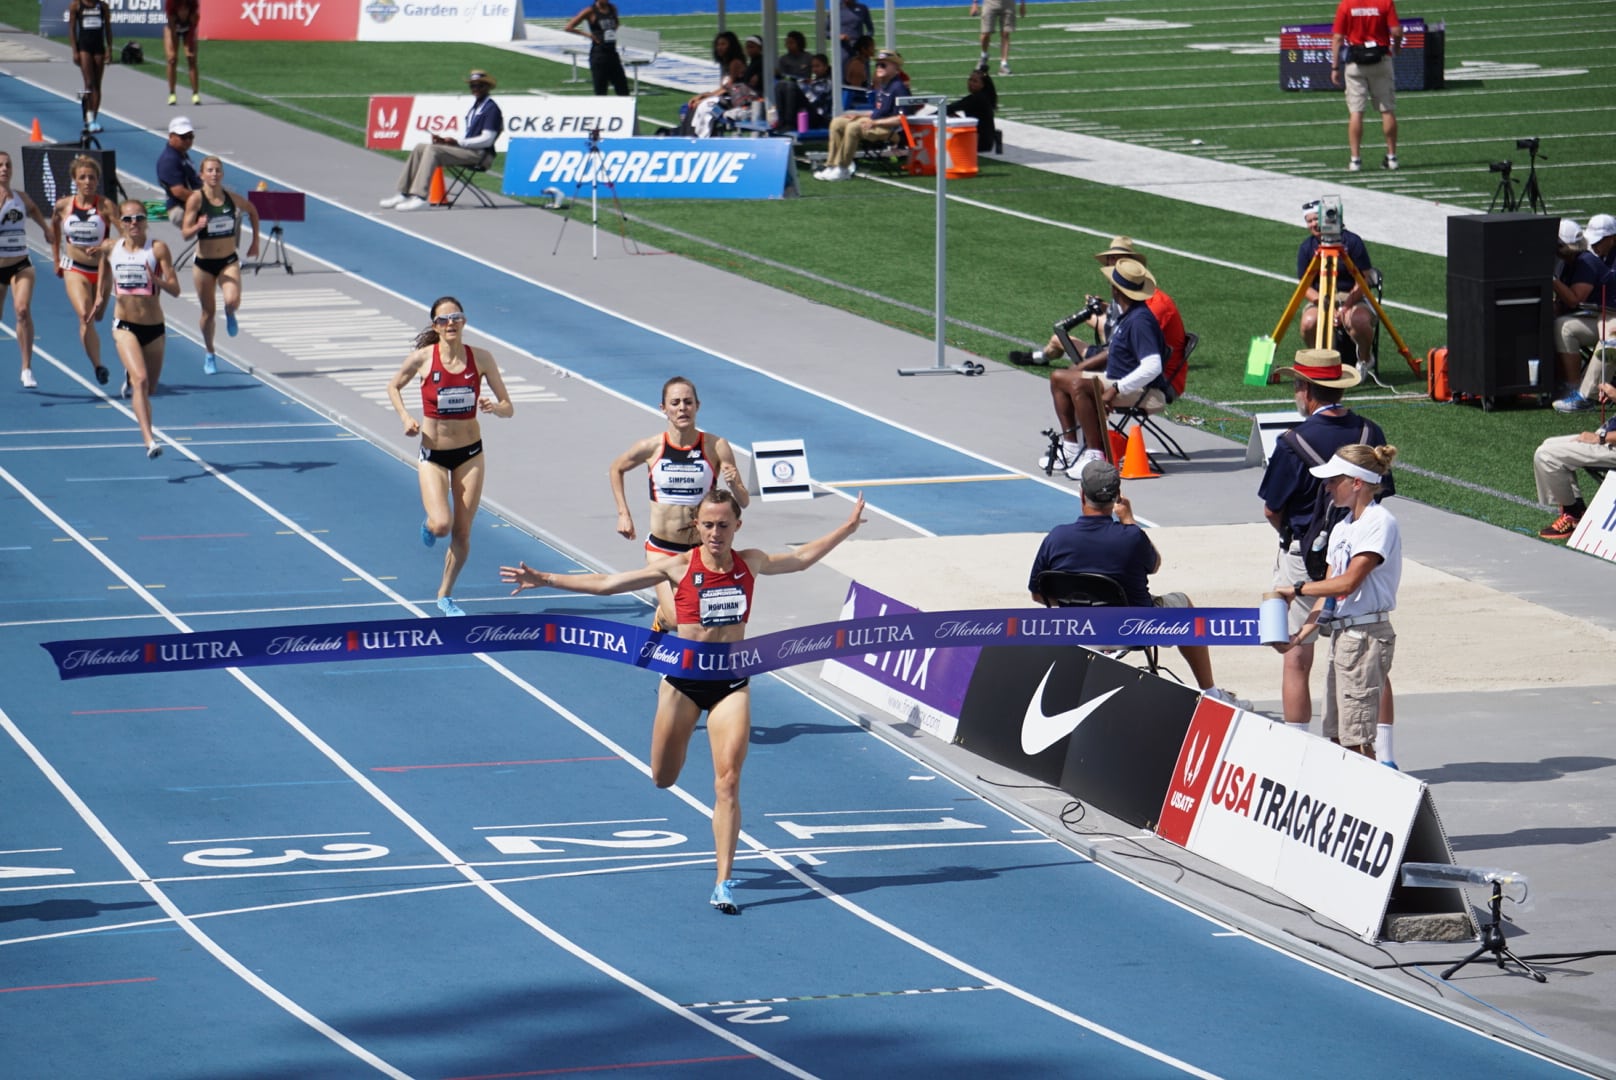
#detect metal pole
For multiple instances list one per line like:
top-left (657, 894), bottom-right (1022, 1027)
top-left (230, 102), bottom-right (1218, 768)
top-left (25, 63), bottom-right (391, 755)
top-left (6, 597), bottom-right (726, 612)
top-left (897, 95), bottom-right (982, 378)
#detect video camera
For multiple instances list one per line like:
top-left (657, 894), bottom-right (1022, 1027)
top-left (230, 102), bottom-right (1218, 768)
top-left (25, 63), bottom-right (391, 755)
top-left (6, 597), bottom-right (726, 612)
top-left (1489, 160), bottom-right (1512, 175)
top-left (1516, 137), bottom-right (1539, 153)
top-left (1054, 294), bottom-right (1108, 334)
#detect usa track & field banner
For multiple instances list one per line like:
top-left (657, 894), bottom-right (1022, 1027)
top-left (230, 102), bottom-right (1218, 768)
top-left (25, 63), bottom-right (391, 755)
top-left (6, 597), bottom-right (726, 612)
top-left (42, 606), bottom-right (1264, 682)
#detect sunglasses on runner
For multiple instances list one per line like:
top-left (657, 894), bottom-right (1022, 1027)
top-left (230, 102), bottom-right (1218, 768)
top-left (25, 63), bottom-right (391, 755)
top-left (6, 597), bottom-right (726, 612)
top-left (432, 312), bottom-right (466, 326)
top-left (121, 214), bottom-right (148, 223)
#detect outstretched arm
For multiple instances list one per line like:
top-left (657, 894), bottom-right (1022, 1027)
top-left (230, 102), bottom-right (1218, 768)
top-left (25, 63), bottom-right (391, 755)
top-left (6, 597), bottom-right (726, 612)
top-left (501, 555), bottom-right (682, 596)
top-left (751, 493), bottom-right (866, 576)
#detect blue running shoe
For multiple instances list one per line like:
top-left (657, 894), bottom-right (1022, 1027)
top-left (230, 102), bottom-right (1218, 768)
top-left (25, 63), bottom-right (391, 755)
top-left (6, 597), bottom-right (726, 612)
top-left (225, 308), bottom-right (239, 337)
top-left (420, 521), bottom-right (436, 547)
top-left (709, 880), bottom-right (739, 914)
top-left (1382, 759), bottom-right (1399, 771)
top-left (203, 353), bottom-right (218, 376)
top-left (437, 596), bottom-right (465, 617)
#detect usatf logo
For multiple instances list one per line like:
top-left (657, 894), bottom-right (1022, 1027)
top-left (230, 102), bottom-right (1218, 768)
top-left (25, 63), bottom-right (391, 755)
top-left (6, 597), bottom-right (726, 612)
top-left (373, 107), bottom-right (399, 133)
top-left (770, 460), bottom-right (796, 481)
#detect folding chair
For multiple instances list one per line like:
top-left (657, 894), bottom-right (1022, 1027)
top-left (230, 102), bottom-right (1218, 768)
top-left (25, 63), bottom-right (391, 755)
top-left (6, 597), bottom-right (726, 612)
top-left (1333, 268), bottom-right (1384, 380)
top-left (440, 152), bottom-right (497, 209)
top-left (1035, 571), bottom-right (1160, 674)
top-left (1108, 331), bottom-right (1196, 471)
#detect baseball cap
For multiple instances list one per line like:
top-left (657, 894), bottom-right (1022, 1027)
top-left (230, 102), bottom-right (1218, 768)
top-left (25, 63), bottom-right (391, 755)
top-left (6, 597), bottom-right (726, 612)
top-left (1079, 460), bottom-right (1121, 504)
top-left (1585, 214), bottom-right (1616, 246)
top-left (168, 116), bottom-right (195, 136)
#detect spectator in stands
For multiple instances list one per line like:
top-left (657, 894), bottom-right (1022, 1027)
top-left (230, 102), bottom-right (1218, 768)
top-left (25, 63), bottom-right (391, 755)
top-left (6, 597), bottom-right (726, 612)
top-left (1297, 200), bottom-right (1378, 375)
top-left (1533, 379), bottom-right (1616, 540)
top-left (1030, 259), bottom-right (1171, 473)
top-left (742, 35), bottom-right (765, 92)
top-left (1257, 349), bottom-right (1396, 753)
top-left (948, 68), bottom-right (998, 155)
top-left (68, 0), bottom-right (112, 132)
top-left (970, 0), bottom-right (1025, 76)
top-left (1329, 0), bottom-right (1401, 172)
top-left (778, 51), bottom-right (833, 132)
top-left (777, 30), bottom-right (812, 81)
top-left (380, 70), bottom-right (502, 213)
top-left (1027, 459), bottom-right (1247, 706)
top-left (164, 0), bottom-right (199, 106)
top-left (833, 0), bottom-right (875, 64)
top-left (1273, 444), bottom-right (1403, 764)
top-left (686, 58), bottom-right (757, 138)
top-left (1012, 239), bottom-right (1186, 478)
top-left (845, 35), bottom-right (876, 90)
top-left (1552, 214), bottom-right (1616, 413)
top-left (814, 49), bottom-right (911, 182)
top-left (563, 0), bottom-right (630, 98)
top-left (155, 115), bottom-right (201, 226)
top-left (711, 30), bottom-right (743, 74)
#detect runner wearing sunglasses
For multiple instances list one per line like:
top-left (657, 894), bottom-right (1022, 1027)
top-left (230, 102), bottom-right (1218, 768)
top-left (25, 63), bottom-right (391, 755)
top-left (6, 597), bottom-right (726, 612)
top-left (89, 201), bottom-right (180, 458)
top-left (386, 296), bottom-right (514, 617)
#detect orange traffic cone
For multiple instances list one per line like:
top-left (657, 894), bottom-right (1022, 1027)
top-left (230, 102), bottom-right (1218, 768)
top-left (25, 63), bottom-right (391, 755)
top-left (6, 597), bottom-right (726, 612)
top-left (427, 167), bottom-right (447, 206)
top-left (1119, 422), bottom-right (1160, 480)
top-left (28, 118), bottom-right (43, 143)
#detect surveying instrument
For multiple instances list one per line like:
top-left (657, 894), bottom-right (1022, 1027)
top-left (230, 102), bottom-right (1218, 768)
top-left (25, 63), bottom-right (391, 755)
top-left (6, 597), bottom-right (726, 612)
top-left (1269, 196), bottom-right (1417, 380)
top-left (549, 128), bottom-right (637, 260)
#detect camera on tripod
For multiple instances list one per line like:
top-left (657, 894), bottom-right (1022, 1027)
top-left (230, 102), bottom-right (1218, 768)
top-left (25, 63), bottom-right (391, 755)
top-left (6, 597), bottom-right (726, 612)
top-left (1489, 160), bottom-right (1512, 175)
top-left (1054, 294), bottom-right (1108, 333)
top-left (1516, 137), bottom-right (1539, 153)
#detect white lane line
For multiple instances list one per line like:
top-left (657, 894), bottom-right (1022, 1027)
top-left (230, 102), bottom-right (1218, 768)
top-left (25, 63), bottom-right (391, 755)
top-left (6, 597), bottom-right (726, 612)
top-left (0, 701), bottom-right (413, 1080)
top-left (169, 831), bottom-right (373, 846)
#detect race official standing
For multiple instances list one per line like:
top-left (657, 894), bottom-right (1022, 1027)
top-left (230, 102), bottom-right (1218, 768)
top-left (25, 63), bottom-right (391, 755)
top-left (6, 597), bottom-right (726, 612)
top-left (1330, 0), bottom-right (1403, 172)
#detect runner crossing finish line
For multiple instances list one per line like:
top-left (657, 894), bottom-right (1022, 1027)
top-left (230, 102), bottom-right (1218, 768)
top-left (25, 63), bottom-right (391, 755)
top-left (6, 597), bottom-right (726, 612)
top-left (42, 607), bottom-right (1265, 681)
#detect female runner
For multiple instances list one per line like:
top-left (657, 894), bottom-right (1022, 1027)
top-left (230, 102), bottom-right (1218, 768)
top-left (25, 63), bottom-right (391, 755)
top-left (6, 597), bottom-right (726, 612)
top-left (68, 0), bottom-right (112, 132)
top-left (89, 201), bottom-right (180, 457)
top-left (181, 155), bottom-right (260, 375)
top-left (51, 154), bottom-right (121, 386)
top-left (386, 296), bottom-right (513, 617)
top-left (608, 376), bottom-right (749, 630)
top-left (1276, 443), bottom-right (1402, 766)
top-left (0, 151), bottom-right (57, 390)
top-left (501, 490), bottom-right (867, 914)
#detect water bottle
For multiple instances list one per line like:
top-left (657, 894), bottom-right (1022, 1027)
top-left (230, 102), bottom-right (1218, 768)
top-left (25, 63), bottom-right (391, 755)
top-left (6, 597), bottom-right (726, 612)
top-left (797, 109), bottom-right (809, 134)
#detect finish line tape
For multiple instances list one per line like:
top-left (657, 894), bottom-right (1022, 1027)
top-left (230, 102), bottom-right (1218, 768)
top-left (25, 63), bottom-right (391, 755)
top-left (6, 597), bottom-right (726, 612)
top-left (42, 607), bottom-right (1266, 682)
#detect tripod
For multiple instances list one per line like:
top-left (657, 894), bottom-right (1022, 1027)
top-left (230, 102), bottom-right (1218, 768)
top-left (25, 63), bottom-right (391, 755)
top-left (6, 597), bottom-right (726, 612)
top-left (1517, 142), bottom-right (1549, 215)
top-left (1270, 242), bottom-right (1418, 377)
top-left (550, 129), bottom-right (636, 260)
top-left (1488, 162), bottom-right (1518, 213)
top-left (1441, 880), bottom-right (1547, 983)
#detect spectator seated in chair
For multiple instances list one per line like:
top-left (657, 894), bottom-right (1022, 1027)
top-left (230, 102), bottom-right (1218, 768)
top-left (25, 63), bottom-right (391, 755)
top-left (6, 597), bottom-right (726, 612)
top-left (1532, 379), bottom-right (1616, 541)
top-left (778, 51), bottom-right (834, 133)
top-left (1012, 237), bottom-right (1186, 479)
top-left (1551, 214), bottom-right (1616, 413)
top-left (948, 68), bottom-right (999, 155)
top-left (685, 57), bottom-right (758, 137)
top-left (1027, 459), bottom-right (1246, 704)
top-left (814, 48), bottom-right (911, 181)
top-left (379, 70), bottom-right (502, 212)
top-left (1297, 200), bottom-right (1378, 376)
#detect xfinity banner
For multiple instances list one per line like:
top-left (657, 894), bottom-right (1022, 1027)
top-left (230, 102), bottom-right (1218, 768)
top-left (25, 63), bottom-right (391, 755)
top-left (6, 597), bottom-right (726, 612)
top-left (40, 0), bottom-right (167, 37)
top-left (198, 0), bottom-right (521, 41)
top-left (503, 136), bottom-right (796, 200)
top-left (366, 95), bottom-right (636, 154)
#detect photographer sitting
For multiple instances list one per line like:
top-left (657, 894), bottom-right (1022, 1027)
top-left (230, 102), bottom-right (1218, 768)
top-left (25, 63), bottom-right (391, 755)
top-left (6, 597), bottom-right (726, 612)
top-left (1297, 200), bottom-right (1378, 376)
top-left (1010, 237), bottom-right (1186, 478)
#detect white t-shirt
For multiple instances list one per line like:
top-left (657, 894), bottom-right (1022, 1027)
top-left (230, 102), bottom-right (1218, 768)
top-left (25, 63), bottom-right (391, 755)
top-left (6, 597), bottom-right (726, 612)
top-left (1326, 501), bottom-right (1401, 619)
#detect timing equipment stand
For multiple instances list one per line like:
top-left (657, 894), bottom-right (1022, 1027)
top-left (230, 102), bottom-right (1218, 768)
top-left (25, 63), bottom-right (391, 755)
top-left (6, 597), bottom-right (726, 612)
top-left (1270, 242), bottom-right (1419, 377)
top-left (1516, 141), bottom-right (1549, 215)
top-left (244, 189), bottom-right (304, 275)
top-left (1441, 879), bottom-right (1547, 983)
top-left (1487, 161), bottom-right (1519, 213)
top-left (550, 129), bottom-right (638, 260)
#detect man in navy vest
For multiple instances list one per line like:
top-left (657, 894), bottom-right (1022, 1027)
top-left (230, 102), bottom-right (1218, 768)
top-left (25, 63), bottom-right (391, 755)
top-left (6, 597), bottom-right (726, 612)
top-left (381, 70), bottom-right (503, 212)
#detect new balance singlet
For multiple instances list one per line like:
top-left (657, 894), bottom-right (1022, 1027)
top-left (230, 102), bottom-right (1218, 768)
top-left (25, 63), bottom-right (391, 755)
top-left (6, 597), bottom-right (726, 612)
top-left (0, 193), bottom-right (28, 259)
top-left (648, 433), bottom-right (716, 506)
top-left (109, 240), bottom-right (158, 296)
top-left (63, 197), bottom-right (110, 250)
top-left (420, 343), bottom-right (482, 420)
top-left (673, 548), bottom-right (754, 627)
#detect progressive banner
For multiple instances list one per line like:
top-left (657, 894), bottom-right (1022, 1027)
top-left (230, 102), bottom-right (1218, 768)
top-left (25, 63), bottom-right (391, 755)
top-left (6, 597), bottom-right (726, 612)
top-left (366, 95), bottom-right (637, 154)
top-left (42, 605), bottom-right (1265, 681)
top-left (503, 136), bottom-right (796, 200)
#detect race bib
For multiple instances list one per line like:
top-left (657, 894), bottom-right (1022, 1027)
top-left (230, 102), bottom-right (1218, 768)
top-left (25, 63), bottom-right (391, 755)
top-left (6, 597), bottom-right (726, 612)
top-left (698, 584), bottom-right (747, 626)
top-left (434, 384), bottom-right (477, 416)
top-left (66, 220), bottom-right (102, 247)
top-left (113, 262), bottom-right (152, 294)
top-left (205, 215), bottom-right (235, 237)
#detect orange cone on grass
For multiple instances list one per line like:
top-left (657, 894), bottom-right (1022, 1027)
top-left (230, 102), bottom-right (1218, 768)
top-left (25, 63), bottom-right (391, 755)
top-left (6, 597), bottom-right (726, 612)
top-left (428, 167), bottom-right (447, 206)
top-left (28, 118), bottom-right (43, 143)
top-left (1119, 422), bottom-right (1160, 480)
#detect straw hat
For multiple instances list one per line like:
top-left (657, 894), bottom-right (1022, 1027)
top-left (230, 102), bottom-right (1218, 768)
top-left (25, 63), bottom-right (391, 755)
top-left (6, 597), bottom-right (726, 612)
top-left (1272, 348), bottom-right (1363, 389)
top-left (1094, 236), bottom-right (1146, 265)
top-left (1103, 258), bottom-right (1156, 301)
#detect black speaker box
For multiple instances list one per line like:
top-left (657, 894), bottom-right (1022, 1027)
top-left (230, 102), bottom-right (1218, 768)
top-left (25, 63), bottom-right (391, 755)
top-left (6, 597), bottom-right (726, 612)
top-left (1447, 213), bottom-right (1556, 282)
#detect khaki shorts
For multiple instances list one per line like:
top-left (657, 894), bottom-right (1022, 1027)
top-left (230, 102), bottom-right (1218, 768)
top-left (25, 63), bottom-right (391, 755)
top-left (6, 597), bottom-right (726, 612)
top-left (1081, 370), bottom-right (1167, 412)
top-left (1343, 57), bottom-right (1396, 114)
top-left (1321, 621), bottom-right (1395, 748)
top-left (980, 0), bottom-right (1016, 34)
top-left (1270, 547), bottom-right (1320, 642)
top-left (1555, 312), bottom-right (1616, 355)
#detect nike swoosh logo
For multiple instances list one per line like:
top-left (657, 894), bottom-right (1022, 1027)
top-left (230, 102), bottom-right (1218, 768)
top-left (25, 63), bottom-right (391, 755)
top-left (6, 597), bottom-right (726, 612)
top-left (1020, 668), bottom-right (1124, 755)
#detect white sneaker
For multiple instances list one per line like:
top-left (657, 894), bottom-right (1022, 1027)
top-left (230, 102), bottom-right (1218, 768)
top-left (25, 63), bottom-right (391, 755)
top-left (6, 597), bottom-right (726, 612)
top-left (379, 193), bottom-right (407, 208)
top-left (20, 368), bottom-right (37, 388)
top-left (1204, 687), bottom-right (1253, 710)
top-left (1064, 448), bottom-right (1106, 480)
top-left (1348, 157), bottom-right (1362, 172)
top-left (999, 61), bottom-right (1011, 75)
top-left (819, 167), bottom-right (848, 182)
top-left (395, 196), bottom-right (427, 211)
top-left (846, 161), bottom-right (857, 176)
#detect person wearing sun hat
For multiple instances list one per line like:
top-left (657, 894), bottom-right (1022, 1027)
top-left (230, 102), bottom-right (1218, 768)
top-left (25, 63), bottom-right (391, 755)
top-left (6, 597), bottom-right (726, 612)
top-left (1258, 348), bottom-right (1397, 755)
top-left (814, 49), bottom-right (911, 182)
top-left (1273, 442), bottom-right (1402, 764)
top-left (380, 70), bottom-right (503, 212)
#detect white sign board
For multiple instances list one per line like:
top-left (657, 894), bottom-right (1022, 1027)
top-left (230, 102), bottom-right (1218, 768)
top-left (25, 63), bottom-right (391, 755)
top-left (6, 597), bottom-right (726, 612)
top-left (1246, 410), bottom-right (1304, 467)
top-left (1568, 472), bottom-right (1616, 562)
top-left (751, 439), bottom-right (813, 501)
